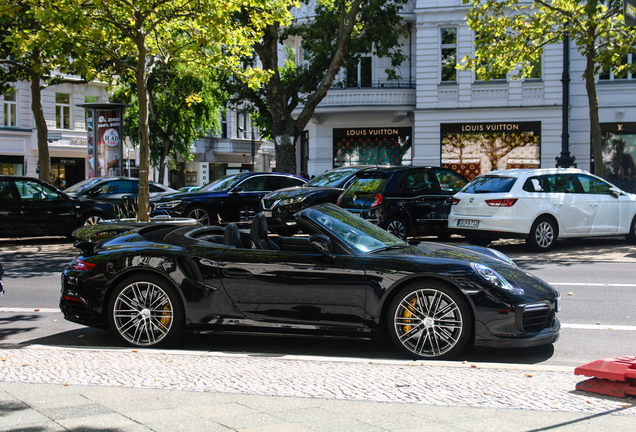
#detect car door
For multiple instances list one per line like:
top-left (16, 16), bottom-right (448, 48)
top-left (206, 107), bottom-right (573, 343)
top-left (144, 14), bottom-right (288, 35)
top-left (0, 179), bottom-right (21, 235)
top-left (89, 180), bottom-right (135, 209)
top-left (544, 174), bottom-right (590, 235)
top-left (221, 175), bottom-right (272, 223)
top-left (576, 174), bottom-right (620, 235)
top-left (14, 179), bottom-right (77, 236)
top-left (217, 248), bottom-right (368, 327)
top-left (392, 169), bottom-right (446, 230)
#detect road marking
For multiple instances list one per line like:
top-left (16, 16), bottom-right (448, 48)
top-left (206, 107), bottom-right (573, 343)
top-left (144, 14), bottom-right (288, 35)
top-left (550, 282), bottom-right (636, 287)
top-left (4, 272), bottom-right (60, 276)
top-left (560, 323), bottom-right (636, 331)
top-left (0, 307), bottom-right (61, 313)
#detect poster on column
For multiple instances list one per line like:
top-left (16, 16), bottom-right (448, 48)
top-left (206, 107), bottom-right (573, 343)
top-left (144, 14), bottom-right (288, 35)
top-left (441, 122), bottom-right (541, 181)
top-left (86, 110), bottom-right (95, 178)
top-left (333, 127), bottom-right (412, 168)
top-left (95, 110), bottom-right (123, 177)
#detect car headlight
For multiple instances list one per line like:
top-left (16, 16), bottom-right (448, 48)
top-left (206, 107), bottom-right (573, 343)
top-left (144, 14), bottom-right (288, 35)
top-left (279, 196), bottom-right (306, 206)
top-left (153, 200), bottom-right (182, 209)
top-left (471, 263), bottom-right (522, 294)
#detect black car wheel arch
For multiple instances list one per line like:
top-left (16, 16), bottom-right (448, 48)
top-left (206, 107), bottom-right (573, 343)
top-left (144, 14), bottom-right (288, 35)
top-left (187, 206), bottom-right (213, 225)
top-left (386, 279), bottom-right (474, 359)
top-left (527, 215), bottom-right (558, 252)
top-left (107, 272), bottom-right (186, 348)
top-left (383, 216), bottom-right (410, 240)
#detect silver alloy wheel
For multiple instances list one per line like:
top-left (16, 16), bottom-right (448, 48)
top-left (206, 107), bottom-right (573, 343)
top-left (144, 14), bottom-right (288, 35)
top-left (112, 281), bottom-right (174, 346)
top-left (386, 219), bottom-right (407, 239)
top-left (83, 215), bottom-right (103, 226)
top-left (533, 221), bottom-right (555, 249)
top-left (187, 207), bottom-right (210, 225)
top-left (393, 288), bottom-right (464, 357)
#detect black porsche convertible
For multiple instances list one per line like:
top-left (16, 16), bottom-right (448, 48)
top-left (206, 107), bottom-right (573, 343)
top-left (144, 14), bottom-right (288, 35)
top-left (60, 203), bottom-right (560, 359)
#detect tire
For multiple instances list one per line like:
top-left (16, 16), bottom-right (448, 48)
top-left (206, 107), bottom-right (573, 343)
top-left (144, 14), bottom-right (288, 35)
top-left (626, 215), bottom-right (636, 244)
top-left (187, 207), bottom-right (212, 225)
top-left (466, 237), bottom-right (491, 247)
top-left (108, 273), bottom-right (185, 348)
top-left (387, 281), bottom-right (473, 360)
top-left (79, 213), bottom-right (104, 227)
top-left (527, 216), bottom-right (557, 252)
top-left (384, 217), bottom-right (409, 240)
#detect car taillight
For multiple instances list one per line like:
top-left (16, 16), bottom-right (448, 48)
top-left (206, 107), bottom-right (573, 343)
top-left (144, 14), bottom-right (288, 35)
top-left (452, 198), bottom-right (460, 205)
top-left (371, 193), bottom-right (383, 208)
top-left (336, 193), bottom-right (343, 206)
top-left (485, 198), bottom-right (518, 207)
top-left (69, 258), bottom-right (96, 271)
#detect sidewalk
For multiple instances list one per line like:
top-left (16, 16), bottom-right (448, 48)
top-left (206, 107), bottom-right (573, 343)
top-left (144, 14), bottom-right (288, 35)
top-left (1, 345), bottom-right (634, 431)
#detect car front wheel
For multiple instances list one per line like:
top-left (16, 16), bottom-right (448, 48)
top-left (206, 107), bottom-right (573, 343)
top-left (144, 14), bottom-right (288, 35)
top-left (527, 216), bottom-right (557, 252)
top-left (187, 207), bottom-right (212, 225)
top-left (108, 273), bottom-right (184, 348)
top-left (626, 215), bottom-right (636, 244)
top-left (79, 213), bottom-right (104, 227)
top-left (387, 281), bottom-right (472, 360)
top-left (384, 217), bottom-right (409, 240)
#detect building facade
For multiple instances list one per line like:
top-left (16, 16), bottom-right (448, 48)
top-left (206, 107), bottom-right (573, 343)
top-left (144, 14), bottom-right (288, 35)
top-left (296, 0), bottom-right (636, 191)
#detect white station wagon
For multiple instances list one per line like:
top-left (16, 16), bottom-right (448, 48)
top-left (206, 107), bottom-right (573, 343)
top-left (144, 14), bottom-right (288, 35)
top-left (448, 168), bottom-right (636, 251)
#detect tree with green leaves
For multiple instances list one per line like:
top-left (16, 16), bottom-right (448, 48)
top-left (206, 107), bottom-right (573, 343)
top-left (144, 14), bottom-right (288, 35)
top-left (461, 0), bottom-right (636, 177)
top-left (111, 62), bottom-right (227, 184)
top-left (49, 0), bottom-right (294, 221)
top-left (226, 0), bottom-right (410, 174)
top-left (0, 1), bottom-right (98, 185)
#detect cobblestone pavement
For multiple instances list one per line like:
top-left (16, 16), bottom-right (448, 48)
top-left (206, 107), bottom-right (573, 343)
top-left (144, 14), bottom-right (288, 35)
top-left (1, 345), bottom-right (634, 416)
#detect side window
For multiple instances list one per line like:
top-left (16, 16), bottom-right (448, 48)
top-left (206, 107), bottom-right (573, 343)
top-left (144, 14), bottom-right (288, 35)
top-left (100, 181), bottom-right (133, 194)
top-left (269, 176), bottom-right (305, 191)
top-left (577, 175), bottom-right (613, 195)
top-left (436, 171), bottom-right (467, 192)
top-left (522, 176), bottom-right (546, 192)
top-left (0, 180), bottom-right (16, 201)
top-left (149, 184), bottom-right (164, 193)
top-left (552, 174), bottom-right (583, 194)
top-left (398, 171), bottom-right (437, 192)
top-left (239, 177), bottom-right (267, 192)
top-left (15, 180), bottom-right (58, 201)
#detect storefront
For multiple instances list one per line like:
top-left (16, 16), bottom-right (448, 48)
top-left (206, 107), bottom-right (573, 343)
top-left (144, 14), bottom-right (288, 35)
top-left (601, 122), bottom-right (636, 193)
top-left (0, 155), bottom-right (24, 176)
top-left (50, 157), bottom-right (85, 189)
top-left (333, 127), bottom-right (412, 167)
top-left (441, 121), bottom-right (542, 180)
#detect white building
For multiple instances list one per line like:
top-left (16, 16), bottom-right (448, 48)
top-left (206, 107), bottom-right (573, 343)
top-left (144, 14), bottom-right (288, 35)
top-left (295, 0), bottom-right (636, 191)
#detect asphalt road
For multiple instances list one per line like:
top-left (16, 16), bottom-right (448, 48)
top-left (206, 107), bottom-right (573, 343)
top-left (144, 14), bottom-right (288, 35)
top-left (1, 235), bottom-right (635, 368)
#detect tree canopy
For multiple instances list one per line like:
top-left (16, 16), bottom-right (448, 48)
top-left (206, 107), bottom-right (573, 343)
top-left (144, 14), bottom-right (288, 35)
top-left (460, 0), bottom-right (636, 177)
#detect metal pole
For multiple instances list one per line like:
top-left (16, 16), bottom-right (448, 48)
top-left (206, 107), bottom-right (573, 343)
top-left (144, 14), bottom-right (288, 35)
top-left (251, 125), bottom-right (255, 172)
top-left (556, 26), bottom-right (576, 168)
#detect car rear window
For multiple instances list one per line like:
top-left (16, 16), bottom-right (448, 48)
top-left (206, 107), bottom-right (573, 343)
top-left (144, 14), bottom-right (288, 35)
top-left (461, 176), bottom-right (517, 194)
top-left (343, 175), bottom-right (388, 197)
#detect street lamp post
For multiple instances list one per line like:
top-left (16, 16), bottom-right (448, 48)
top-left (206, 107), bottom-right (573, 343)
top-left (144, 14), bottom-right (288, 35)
top-left (251, 125), bottom-right (256, 172)
top-left (556, 28), bottom-right (576, 168)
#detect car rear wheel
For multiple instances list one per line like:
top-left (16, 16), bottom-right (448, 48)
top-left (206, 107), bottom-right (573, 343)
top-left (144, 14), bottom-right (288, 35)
top-left (187, 207), bottom-right (212, 225)
top-left (384, 217), bottom-right (409, 240)
top-left (626, 215), bottom-right (636, 244)
top-left (79, 213), bottom-right (104, 227)
top-left (108, 273), bottom-right (184, 348)
top-left (387, 281), bottom-right (472, 360)
top-left (527, 216), bottom-right (557, 252)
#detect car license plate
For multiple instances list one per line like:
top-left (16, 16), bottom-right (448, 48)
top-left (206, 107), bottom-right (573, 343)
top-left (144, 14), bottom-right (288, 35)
top-left (262, 211), bottom-right (272, 218)
top-left (457, 219), bottom-right (479, 228)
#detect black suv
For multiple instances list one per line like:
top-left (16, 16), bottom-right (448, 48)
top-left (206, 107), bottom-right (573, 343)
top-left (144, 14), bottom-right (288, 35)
top-left (337, 166), bottom-right (468, 239)
top-left (260, 165), bottom-right (376, 235)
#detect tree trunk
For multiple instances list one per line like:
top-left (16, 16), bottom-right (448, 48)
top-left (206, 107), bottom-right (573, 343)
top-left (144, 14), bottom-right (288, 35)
top-left (135, 40), bottom-right (151, 222)
top-left (30, 63), bottom-right (50, 184)
top-left (158, 136), bottom-right (171, 185)
top-left (274, 134), bottom-right (296, 174)
top-left (584, 46), bottom-right (604, 177)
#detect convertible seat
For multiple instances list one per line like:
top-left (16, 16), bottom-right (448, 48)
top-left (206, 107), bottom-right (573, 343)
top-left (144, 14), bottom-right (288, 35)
top-left (223, 223), bottom-right (242, 248)
top-left (250, 213), bottom-right (280, 250)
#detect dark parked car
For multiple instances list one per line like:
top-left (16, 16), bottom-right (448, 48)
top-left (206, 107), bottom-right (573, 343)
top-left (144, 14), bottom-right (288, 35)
top-left (337, 166), bottom-right (468, 239)
top-left (61, 203), bottom-right (560, 359)
top-left (0, 176), bottom-right (114, 238)
top-left (150, 172), bottom-right (306, 225)
top-left (260, 165), bottom-right (376, 235)
top-left (0, 261), bottom-right (4, 296)
top-left (65, 177), bottom-right (177, 210)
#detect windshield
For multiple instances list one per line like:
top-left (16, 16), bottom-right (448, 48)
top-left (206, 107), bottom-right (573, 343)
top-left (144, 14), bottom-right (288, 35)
top-left (199, 173), bottom-right (247, 192)
top-left (64, 178), bottom-right (101, 193)
top-left (305, 167), bottom-right (361, 187)
top-left (306, 204), bottom-right (406, 254)
top-left (461, 176), bottom-right (517, 194)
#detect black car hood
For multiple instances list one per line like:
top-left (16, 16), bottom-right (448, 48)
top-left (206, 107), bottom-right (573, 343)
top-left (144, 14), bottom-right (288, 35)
top-left (264, 186), bottom-right (342, 200)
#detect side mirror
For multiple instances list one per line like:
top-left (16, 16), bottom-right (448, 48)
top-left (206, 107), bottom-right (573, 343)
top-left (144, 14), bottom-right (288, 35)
top-left (88, 187), bottom-right (102, 196)
top-left (230, 186), bottom-right (244, 194)
top-left (610, 187), bottom-right (622, 198)
top-left (309, 234), bottom-right (334, 260)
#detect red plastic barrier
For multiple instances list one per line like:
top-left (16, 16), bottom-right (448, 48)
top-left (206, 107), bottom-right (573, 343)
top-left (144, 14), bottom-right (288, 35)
top-left (574, 356), bottom-right (636, 398)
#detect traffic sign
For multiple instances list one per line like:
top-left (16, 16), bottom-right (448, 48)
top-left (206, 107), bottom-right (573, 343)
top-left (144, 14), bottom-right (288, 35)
top-left (626, 0), bottom-right (636, 26)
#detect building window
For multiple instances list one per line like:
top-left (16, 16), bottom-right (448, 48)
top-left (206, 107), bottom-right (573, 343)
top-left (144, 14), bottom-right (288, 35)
top-left (474, 32), bottom-right (507, 82)
top-left (237, 111), bottom-right (247, 138)
top-left (220, 110), bottom-right (227, 138)
top-left (440, 28), bottom-right (457, 83)
top-left (527, 56), bottom-right (542, 80)
top-left (56, 93), bottom-right (71, 129)
top-left (599, 51), bottom-right (634, 81)
top-left (3, 89), bottom-right (17, 127)
top-left (346, 56), bottom-right (372, 88)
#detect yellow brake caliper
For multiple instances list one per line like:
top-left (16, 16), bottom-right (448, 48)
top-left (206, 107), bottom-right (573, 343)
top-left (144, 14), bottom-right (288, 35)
top-left (160, 303), bottom-right (172, 327)
top-left (402, 297), bottom-right (417, 333)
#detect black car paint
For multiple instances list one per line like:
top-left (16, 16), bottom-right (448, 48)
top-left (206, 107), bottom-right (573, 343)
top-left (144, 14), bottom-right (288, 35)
top-left (0, 176), bottom-right (114, 237)
top-left (65, 177), bottom-right (176, 208)
top-left (61, 205), bottom-right (559, 353)
top-left (338, 167), bottom-right (468, 238)
top-left (150, 172), bottom-right (306, 225)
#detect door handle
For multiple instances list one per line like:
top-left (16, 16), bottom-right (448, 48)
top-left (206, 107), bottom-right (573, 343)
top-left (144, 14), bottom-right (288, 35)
top-left (122, 195), bottom-right (132, 199)
top-left (589, 203), bottom-right (598, 207)
top-left (554, 203), bottom-right (563, 206)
